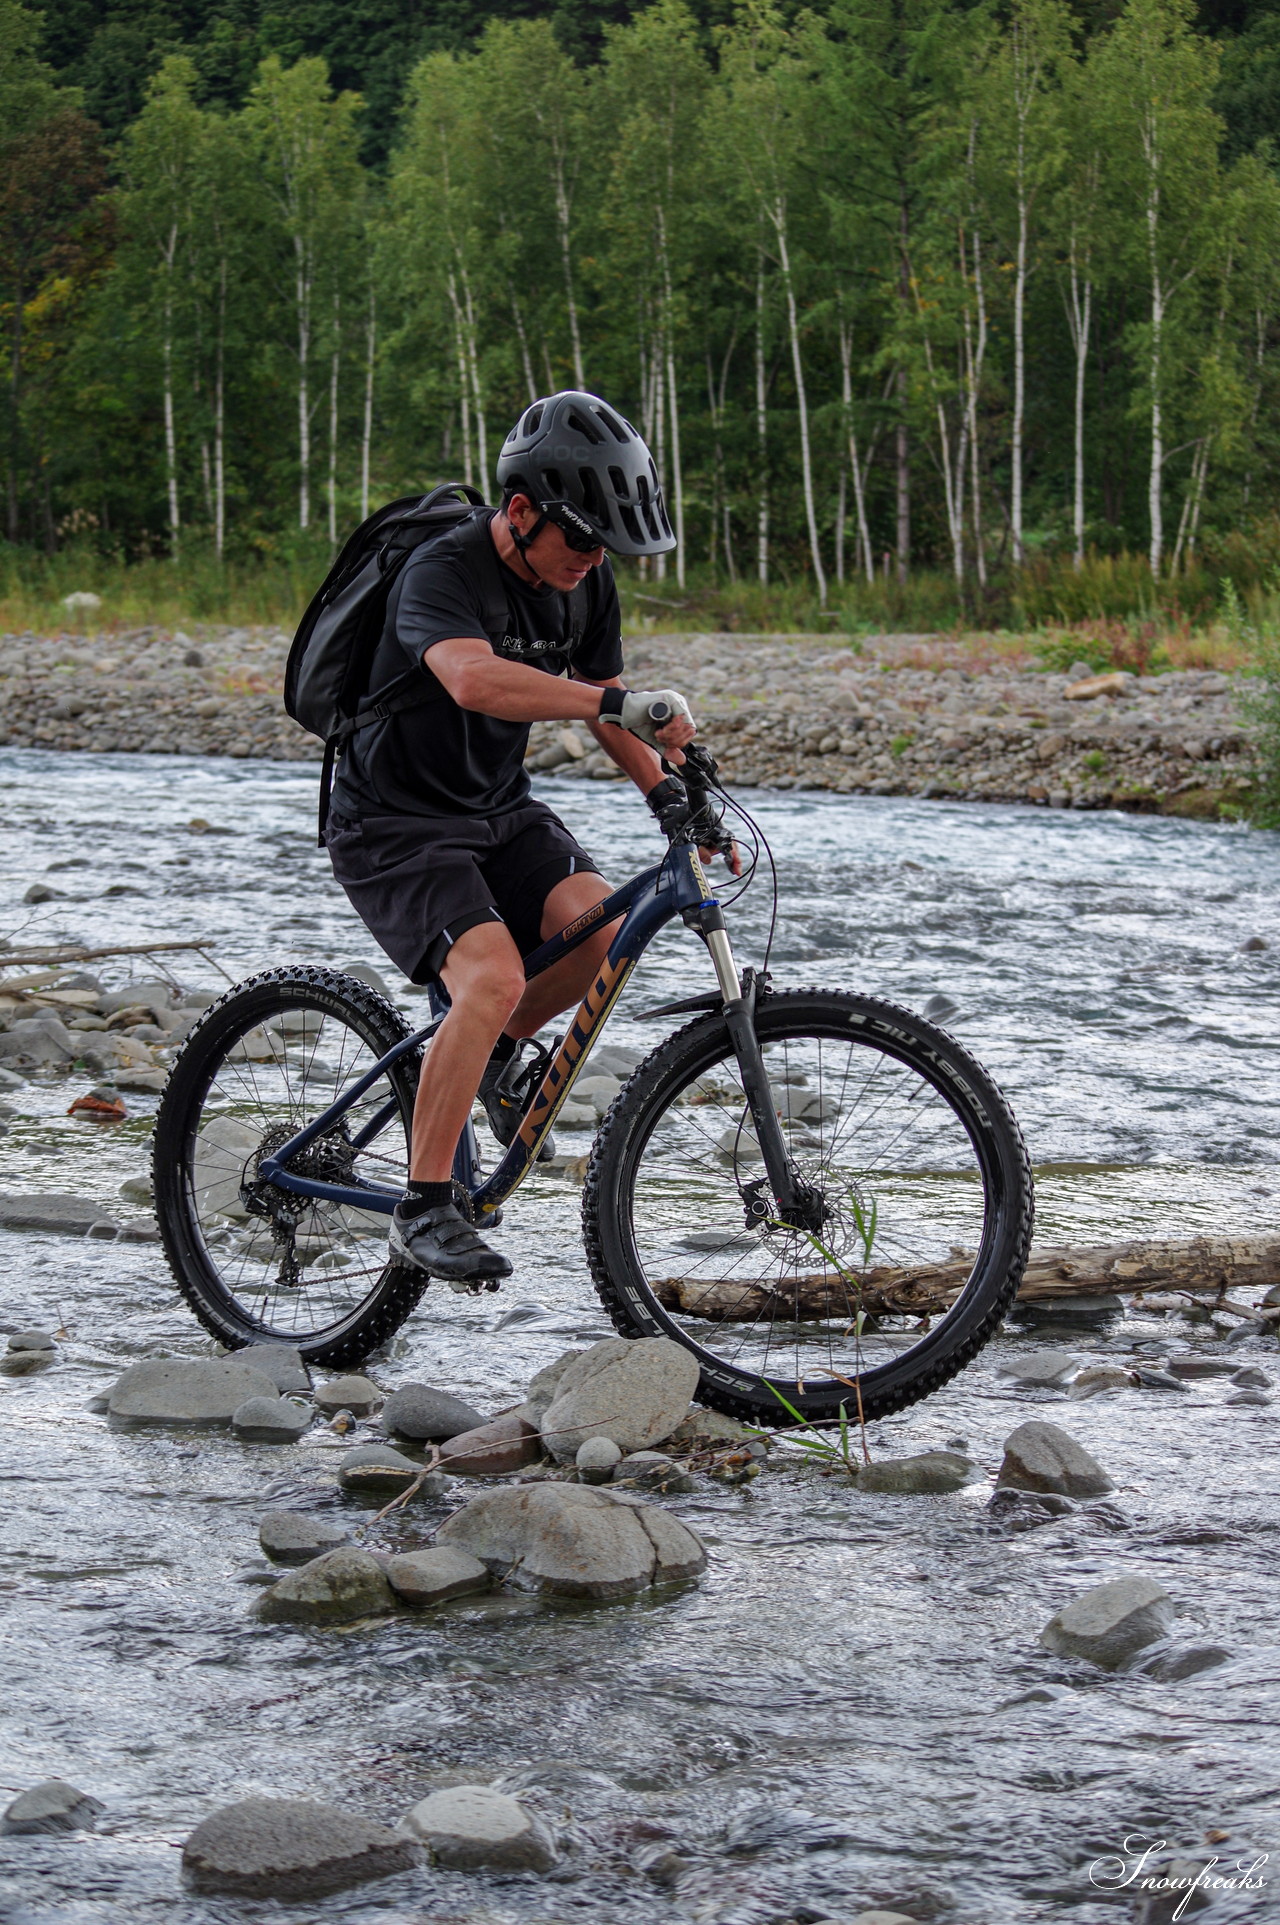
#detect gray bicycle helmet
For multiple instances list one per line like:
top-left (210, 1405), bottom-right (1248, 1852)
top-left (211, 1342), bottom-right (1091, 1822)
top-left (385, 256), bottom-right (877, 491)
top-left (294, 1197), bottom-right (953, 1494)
top-left (495, 390), bottom-right (676, 557)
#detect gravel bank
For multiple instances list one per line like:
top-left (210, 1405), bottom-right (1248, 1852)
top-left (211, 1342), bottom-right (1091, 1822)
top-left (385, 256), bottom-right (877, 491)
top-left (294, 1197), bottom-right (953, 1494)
top-left (0, 622), bottom-right (1257, 815)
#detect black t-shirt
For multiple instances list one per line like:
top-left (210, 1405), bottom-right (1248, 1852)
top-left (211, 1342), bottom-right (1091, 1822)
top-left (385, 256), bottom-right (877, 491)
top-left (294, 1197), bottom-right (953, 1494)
top-left (330, 511), bottom-right (623, 819)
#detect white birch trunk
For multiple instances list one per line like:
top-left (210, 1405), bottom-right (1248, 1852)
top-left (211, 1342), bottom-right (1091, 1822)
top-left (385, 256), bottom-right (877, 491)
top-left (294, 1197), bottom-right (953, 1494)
top-left (460, 265), bottom-right (486, 487)
top-left (161, 220), bottom-right (180, 560)
top-left (838, 310), bottom-right (875, 584)
top-left (550, 146), bottom-right (584, 389)
top-left (361, 287), bottom-right (375, 523)
top-left (966, 226), bottom-right (988, 587)
top-left (1142, 109), bottom-right (1163, 576)
top-left (509, 289), bottom-right (538, 404)
top-left (652, 335), bottom-right (667, 583)
top-left (1012, 157), bottom-right (1027, 565)
top-left (1065, 227), bottom-right (1092, 572)
top-left (834, 464), bottom-right (846, 584)
top-left (658, 217), bottom-right (685, 587)
top-left (294, 231), bottom-right (312, 532)
top-left (447, 271), bottom-right (473, 487)
top-left (214, 254), bottom-right (225, 559)
top-left (774, 202), bottom-right (826, 605)
top-left (327, 290), bottom-right (340, 544)
top-left (755, 250), bottom-right (768, 585)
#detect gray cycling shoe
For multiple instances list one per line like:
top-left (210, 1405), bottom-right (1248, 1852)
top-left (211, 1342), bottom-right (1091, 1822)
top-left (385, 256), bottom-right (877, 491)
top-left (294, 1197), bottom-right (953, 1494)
top-left (478, 1044), bottom-right (556, 1162)
top-left (389, 1201), bottom-right (512, 1292)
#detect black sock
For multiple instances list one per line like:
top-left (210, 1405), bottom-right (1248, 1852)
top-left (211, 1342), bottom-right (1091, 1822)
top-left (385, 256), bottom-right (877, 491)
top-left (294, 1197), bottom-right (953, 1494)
top-left (399, 1179), bottom-right (454, 1219)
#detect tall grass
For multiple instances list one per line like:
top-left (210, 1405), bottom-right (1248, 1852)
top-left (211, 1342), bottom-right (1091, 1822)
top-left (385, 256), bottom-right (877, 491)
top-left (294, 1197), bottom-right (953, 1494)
top-left (1221, 577), bottom-right (1280, 827)
top-left (4, 533), bottom-right (1280, 671)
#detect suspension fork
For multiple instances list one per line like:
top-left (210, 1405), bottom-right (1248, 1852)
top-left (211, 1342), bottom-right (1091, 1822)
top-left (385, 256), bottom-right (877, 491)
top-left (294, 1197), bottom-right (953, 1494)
top-left (686, 884), bottom-right (800, 1213)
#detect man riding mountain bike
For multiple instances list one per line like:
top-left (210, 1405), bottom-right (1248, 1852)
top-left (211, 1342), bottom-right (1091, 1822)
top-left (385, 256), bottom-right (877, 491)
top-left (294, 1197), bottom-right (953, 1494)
top-left (325, 389), bottom-right (738, 1290)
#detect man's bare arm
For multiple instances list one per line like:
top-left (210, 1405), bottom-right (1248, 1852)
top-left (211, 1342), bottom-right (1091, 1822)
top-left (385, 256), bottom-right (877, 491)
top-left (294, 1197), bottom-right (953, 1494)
top-left (428, 638), bottom-right (694, 765)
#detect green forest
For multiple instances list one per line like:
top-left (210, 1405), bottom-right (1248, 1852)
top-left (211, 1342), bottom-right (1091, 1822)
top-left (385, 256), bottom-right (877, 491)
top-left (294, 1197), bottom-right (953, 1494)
top-left (6, 0), bottom-right (1280, 623)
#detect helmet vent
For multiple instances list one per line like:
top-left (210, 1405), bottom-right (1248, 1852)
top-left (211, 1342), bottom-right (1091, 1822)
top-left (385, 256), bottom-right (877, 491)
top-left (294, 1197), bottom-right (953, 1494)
top-left (579, 468), bottom-right (609, 527)
top-left (566, 408), bottom-right (604, 444)
top-left (596, 406), bottom-right (629, 443)
top-left (524, 405), bottom-right (543, 435)
top-left (608, 465), bottom-right (630, 500)
top-left (542, 467), bottom-right (566, 496)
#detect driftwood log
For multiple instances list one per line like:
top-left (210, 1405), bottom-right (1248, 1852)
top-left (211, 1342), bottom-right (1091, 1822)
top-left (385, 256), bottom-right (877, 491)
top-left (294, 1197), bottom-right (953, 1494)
top-left (653, 1237), bottom-right (1280, 1323)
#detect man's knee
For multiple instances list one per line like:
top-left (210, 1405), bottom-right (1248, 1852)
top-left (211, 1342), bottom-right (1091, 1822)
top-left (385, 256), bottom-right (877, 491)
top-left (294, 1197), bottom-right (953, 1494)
top-left (440, 926), bottom-right (526, 1023)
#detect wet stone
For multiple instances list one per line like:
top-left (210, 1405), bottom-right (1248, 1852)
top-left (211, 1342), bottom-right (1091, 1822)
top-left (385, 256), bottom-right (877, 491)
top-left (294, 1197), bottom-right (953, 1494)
top-left (996, 1347), bottom-right (1079, 1388)
top-left (337, 1444), bottom-right (431, 1493)
top-left (313, 1374), bottom-right (382, 1417)
top-left (855, 1450), bottom-right (979, 1495)
top-left (1040, 1575), bottom-right (1176, 1670)
top-left (397, 1786), bottom-right (557, 1872)
top-left (232, 1396), bottom-right (311, 1444)
top-left (7, 1329), bottom-right (56, 1351)
top-left (1068, 1364), bottom-right (1133, 1400)
top-left (3, 1779), bottom-right (104, 1835)
top-left (1231, 1366), bottom-right (1272, 1387)
top-left (988, 1488), bottom-right (1077, 1531)
top-left (1133, 1366), bottom-right (1190, 1393)
top-left (380, 1382), bottom-right (486, 1442)
top-left (997, 1421), bottom-right (1114, 1498)
top-left (539, 1335), bottom-right (700, 1461)
top-left (576, 1436), bottom-right (623, 1483)
top-left (238, 1344), bottom-right (310, 1395)
top-left (256, 1547), bottom-right (397, 1624)
top-left (108, 1357), bottom-right (279, 1425)
top-left (1228, 1389), bottom-right (1272, 1406)
top-left (1164, 1353), bottom-right (1239, 1379)
top-left (382, 1546), bottom-right (491, 1607)
top-left (613, 1450), bottom-right (696, 1492)
top-left (182, 1796), bottom-right (419, 1897)
top-left (0, 1192), bottom-right (121, 1237)
top-left (0, 1348), bottom-right (55, 1376)
top-left (436, 1482), bottom-right (708, 1597)
top-left (258, 1510), bottom-right (350, 1564)
top-left (439, 1413), bottom-right (543, 1477)
top-left (1130, 1640), bottom-right (1233, 1681)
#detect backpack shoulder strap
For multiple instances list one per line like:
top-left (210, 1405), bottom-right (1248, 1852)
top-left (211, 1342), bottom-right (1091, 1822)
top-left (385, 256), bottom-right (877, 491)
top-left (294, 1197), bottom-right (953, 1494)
top-left (450, 510), bottom-right (510, 643)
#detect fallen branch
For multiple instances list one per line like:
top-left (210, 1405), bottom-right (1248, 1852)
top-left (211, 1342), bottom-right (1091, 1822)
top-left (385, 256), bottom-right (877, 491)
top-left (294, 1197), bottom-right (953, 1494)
top-left (0, 939), bottom-right (216, 972)
top-left (653, 1236), bottom-right (1280, 1322)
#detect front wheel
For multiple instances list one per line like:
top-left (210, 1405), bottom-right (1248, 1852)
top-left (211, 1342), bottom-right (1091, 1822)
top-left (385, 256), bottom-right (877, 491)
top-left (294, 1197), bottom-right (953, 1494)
top-left (582, 989), bottom-right (1033, 1427)
top-left (153, 966), bottom-right (428, 1366)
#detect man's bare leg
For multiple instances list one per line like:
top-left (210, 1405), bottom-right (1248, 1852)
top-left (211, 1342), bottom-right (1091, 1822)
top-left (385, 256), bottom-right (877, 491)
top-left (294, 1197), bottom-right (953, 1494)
top-left (409, 874), bottom-right (617, 1182)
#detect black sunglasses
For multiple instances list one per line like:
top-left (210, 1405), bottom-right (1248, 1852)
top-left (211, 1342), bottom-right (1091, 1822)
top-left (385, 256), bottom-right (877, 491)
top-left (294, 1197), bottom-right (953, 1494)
top-left (540, 500), bottom-right (606, 554)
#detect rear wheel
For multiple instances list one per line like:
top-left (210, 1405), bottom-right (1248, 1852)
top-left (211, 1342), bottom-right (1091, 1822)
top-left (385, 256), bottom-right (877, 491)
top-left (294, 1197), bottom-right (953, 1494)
top-left (583, 989), bottom-right (1033, 1427)
top-left (153, 967), bottom-right (428, 1366)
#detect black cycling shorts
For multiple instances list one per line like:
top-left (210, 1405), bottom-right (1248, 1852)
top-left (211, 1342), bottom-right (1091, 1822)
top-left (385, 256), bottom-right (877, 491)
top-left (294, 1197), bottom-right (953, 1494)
top-left (326, 799), bottom-right (603, 986)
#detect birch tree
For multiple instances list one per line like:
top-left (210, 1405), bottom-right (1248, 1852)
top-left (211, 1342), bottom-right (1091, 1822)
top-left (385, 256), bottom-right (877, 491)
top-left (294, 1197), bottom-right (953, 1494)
top-left (981, 0), bottom-right (1070, 564)
top-left (1092, 0), bottom-right (1223, 576)
top-left (601, 1), bottom-right (706, 588)
top-left (121, 57), bottom-right (207, 558)
top-left (716, 5), bottom-right (827, 603)
top-left (247, 56), bottom-right (362, 533)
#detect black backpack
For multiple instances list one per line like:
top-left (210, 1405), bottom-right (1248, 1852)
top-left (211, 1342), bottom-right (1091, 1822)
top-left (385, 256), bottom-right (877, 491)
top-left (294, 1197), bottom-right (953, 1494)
top-left (284, 482), bottom-right (586, 839)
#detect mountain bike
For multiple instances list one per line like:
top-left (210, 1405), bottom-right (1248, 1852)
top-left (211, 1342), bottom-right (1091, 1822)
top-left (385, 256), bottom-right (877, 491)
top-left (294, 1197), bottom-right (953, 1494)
top-left (152, 745), bottom-right (1034, 1428)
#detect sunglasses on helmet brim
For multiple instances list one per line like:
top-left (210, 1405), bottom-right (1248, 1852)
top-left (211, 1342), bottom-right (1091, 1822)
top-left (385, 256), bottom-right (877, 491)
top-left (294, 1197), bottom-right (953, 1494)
top-left (539, 501), bottom-right (609, 554)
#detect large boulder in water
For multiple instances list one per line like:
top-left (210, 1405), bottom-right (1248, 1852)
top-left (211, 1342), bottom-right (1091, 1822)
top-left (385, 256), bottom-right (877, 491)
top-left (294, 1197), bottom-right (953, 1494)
top-left (435, 1482), bottom-right (706, 1598)
top-left (182, 1796), bottom-right (419, 1897)
top-left (256, 1548), bottom-right (396, 1624)
top-left (538, 1337), bottom-right (699, 1461)
top-left (108, 1358), bottom-right (278, 1425)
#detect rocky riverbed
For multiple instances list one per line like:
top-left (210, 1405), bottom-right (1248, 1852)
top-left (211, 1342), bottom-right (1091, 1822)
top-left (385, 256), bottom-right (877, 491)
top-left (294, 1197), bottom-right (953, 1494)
top-left (0, 622), bottom-right (1258, 816)
top-left (2, 755), bottom-right (1279, 1922)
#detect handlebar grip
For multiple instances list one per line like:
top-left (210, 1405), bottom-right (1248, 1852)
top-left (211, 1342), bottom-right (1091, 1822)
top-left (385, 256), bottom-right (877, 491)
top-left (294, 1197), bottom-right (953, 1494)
top-left (648, 699), bottom-right (673, 724)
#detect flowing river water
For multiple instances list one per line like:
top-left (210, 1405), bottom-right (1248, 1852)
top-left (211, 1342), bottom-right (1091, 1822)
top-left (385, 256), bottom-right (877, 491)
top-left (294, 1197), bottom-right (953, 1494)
top-left (1, 747), bottom-right (1279, 1924)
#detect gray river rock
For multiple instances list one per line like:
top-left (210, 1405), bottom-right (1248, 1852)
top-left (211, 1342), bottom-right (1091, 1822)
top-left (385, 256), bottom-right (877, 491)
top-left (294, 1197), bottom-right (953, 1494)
top-left (182, 1797), bottom-right (419, 1897)
top-left (539, 1335), bottom-right (700, 1460)
top-left (231, 1395), bottom-right (311, 1443)
top-left (1040, 1575), bottom-right (1177, 1669)
top-left (397, 1784), bottom-right (556, 1872)
top-left (2, 748), bottom-right (1280, 1922)
top-left (997, 1420), bottom-right (1116, 1498)
top-left (257, 1548), bottom-right (397, 1624)
top-left (436, 1483), bottom-right (708, 1597)
top-left (258, 1510), bottom-right (350, 1564)
top-left (380, 1381), bottom-right (486, 1440)
top-left (3, 1779), bottom-right (104, 1835)
top-left (108, 1357), bottom-right (279, 1424)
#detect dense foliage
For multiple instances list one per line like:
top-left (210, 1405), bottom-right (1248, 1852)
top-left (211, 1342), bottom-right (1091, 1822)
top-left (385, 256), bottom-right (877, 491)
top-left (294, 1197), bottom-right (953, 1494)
top-left (5, 0), bottom-right (1280, 606)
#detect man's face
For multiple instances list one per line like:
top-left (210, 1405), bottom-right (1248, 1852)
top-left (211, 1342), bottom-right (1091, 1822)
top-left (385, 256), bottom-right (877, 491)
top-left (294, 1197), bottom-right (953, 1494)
top-left (509, 496), bottom-right (606, 592)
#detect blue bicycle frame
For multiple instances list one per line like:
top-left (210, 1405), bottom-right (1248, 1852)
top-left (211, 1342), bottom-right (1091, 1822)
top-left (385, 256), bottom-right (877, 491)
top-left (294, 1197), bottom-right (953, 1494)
top-left (254, 838), bottom-right (785, 1223)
